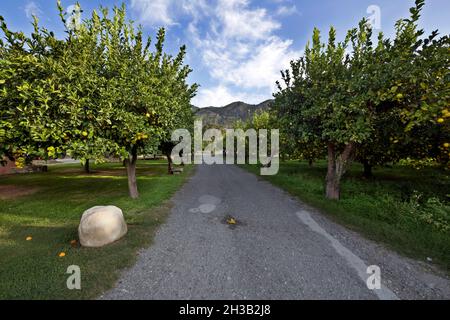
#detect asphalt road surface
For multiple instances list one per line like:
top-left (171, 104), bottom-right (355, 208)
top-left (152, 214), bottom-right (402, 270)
top-left (102, 165), bottom-right (450, 300)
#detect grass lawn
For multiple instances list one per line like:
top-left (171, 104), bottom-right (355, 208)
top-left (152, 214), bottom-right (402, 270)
top-left (243, 161), bottom-right (450, 271)
top-left (0, 160), bottom-right (193, 299)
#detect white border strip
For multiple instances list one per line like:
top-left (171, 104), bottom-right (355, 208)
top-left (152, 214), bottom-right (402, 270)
top-left (296, 210), bottom-right (399, 300)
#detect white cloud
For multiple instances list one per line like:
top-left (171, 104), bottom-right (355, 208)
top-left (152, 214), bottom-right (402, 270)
top-left (186, 1), bottom-right (300, 106)
top-left (130, 0), bottom-right (176, 26)
top-left (217, 0), bottom-right (280, 40)
top-left (192, 85), bottom-right (269, 108)
top-left (276, 5), bottom-right (298, 16)
top-left (181, 0), bottom-right (210, 22)
top-left (195, 36), bottom-right (299, 91)
top-left (24, 1), bottom-right (42, 19)
top-left (131, 0), bottom-right (301, 107)
top-left (223, 37), bottom-right (299, 90)
top-left (130, 0), bottom-right (209, 27)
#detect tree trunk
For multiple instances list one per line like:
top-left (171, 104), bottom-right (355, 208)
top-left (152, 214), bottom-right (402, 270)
top-left (179, 149), bottom-right (185, 166)
top-left (363, 160), bottom-right (373, 179)
top-left (326, 144), bottom-right (339, 200)
top-left (166, 153), bottom-right (173, 175)
top-left (309, 159), bottom-right (314, 167)
top-left (125, 147), bottom-right (139, 199)
top-left (325, 143), bottom-right (356, 200)
top-left (84, 159), bottom-right (90, 174)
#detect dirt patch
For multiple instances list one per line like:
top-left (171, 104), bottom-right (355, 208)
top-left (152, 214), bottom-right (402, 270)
top-left (0, 185), bottom-right (40, 200)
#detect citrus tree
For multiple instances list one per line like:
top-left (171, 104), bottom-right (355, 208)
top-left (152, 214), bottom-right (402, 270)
top-left (0, 15), bottom-right (70, 168)
top-left (65, 4), bottom-right (197, 198)
top-left (157, 45), bottom-right (198, 174)
top-left (356, 2), bottom-right (450, 175)
top-left (274, 0), bottom-right (449, 199)
top-left (0, 2), bottom-right (197, 199)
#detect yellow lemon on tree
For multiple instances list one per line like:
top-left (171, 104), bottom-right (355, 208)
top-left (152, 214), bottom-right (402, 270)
top-left (444, 143), bottom-right (450, 148)
top-left (437, 118), bottom-right (445, 124)
top-left (82, 131), bottom-right (88, 137)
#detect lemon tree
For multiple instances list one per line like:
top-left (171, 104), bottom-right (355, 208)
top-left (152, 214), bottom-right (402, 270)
top-left (0, 2), bottom-right (197, 199)
top-left (274, 0), bottom-right (449, 199)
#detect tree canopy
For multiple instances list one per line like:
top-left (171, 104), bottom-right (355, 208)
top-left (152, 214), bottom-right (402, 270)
top-left (0, 1), bottom-right (197, 198)
top-left (274, 0), bottom-right (449, 199)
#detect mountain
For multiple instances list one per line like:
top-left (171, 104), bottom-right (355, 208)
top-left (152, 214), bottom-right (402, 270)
top-left (193, 100), bottom-right (273, 127)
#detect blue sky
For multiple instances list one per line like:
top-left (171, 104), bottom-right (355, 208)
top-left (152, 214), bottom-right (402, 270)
top-left (1, 0), bottom-right (450, 108)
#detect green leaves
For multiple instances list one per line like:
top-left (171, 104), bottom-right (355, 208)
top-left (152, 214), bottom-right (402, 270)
top-left (0, 1), bottom-right (197, 173)
top-left (274, 0), bottom-right (449, 168)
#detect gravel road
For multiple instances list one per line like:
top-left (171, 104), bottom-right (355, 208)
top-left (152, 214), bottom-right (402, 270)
top-left (101, 164), bottom-right (450, 300)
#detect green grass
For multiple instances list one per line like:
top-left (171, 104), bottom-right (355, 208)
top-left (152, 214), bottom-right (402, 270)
top-left (0, 160), bottom-right (193, 299)
top-left (243, 161), bottom-right (450, 271)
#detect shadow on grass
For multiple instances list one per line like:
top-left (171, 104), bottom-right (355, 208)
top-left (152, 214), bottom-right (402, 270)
top-left (0, 162), bottom-right (194, 299)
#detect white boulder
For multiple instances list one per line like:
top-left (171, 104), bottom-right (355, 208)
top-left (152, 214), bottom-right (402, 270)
top-left (78, 206), bottom-right (127, 248)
